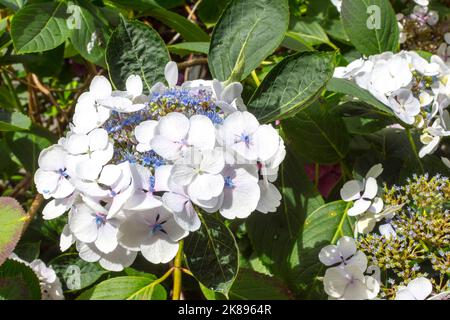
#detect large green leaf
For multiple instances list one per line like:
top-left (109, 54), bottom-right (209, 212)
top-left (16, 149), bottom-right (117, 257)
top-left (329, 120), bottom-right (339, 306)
top-left (282, 103), bottom-right (350, 164)
top-left (0, 259), bottom-right (41, 300)
top-left (246, 149), bottom-right (324, 277)
top-left (287, 201), bottom-right (354, 299)
top-left (341, 0), bottom-right (399, 56)
top-left (69, 2), bottom-right (112, 67)
top-left (184, 213), bottom-right (239, 297)
top-left (168, 42), bottom-right (209, 57)
top-left (50, 253), bottom-right (109, 291)
top-left (228, 269), bottom-right (293, 300)
top-left (0, 197), bottom-right (26, 266)
top-left (209, 0), bottom-right (289, 81)
top-left (327, 78), bottom-right (394, 116)
top-left (247, 51), bottom-right (335, 123)
top-left (198, 0), bottom-right (230, 28)
top-left (285, 17), bottom-right (335, 49)
top-left (11, 2), bottom-right (70, 54)
top-left (106, 17), bottom-right (170, 92)
top-left (0, 110), bottom-right (31, 132)
top-left (77, 276), bottom-right (167, 300)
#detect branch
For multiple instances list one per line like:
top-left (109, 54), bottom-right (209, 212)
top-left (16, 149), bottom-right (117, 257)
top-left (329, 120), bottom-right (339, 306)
top-left (177, 58), bottom-right (208, 71)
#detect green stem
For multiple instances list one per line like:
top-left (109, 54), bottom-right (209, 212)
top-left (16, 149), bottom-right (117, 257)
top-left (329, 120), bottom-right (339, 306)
top-left (172, 240), bottom-right (184, 300)
top-left (406, 128), bottom-right (425, 174)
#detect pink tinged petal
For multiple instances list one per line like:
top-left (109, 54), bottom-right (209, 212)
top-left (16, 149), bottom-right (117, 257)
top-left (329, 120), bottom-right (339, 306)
top-left (95, 223), bottom-right (118, 254)
top-left (188, 174), bottom-right (224, 201)
top-left (408, 277), bottom-right (432, 300)
top-left (151, 135), bottom-right (182, 160)
top-left (154, 165), bottom-right (172, 192)
top-left (66, 134), bottom-right (90, 155)
top-left (140, 236), bottom-right (179, 264)
top-left (77, 241), bottom-right (101, 262)
top-left (336, 236), bottom-right (357, 260)
top-left (253, 125), bottom-right (280, 161)
top-left (348, 199), bottom-right (372, 216)
top-left (38, 145), bottom-right (66, 171)
top-left (75, 159), bottom-right (103, 181)
top-left (34, 169), bottom-right (60, 198)
top-left (170, 165), bottom-right (196, 186)
top-left (362, 177), bottom-right (378, 199)
top-left (165, 61), bottom-right (179, 87)
top-left (157, 112), bottom-right (190, 141)
top-left (187, 115), bottom-right (216, 150)
top-left (89, 76), bottom-right (112, 99)
top-left (98, 164), bottom-right (122, 186)
top-left (340, 180), bottom-right (361, 202)
top-left (60, 224), bottom-right (75, 252)
top-left (126, 75), bottom-right (143, 97)
top-left (220, 182), bottom-right (260, 219)
top-left (318, 245), bottom-right (341, 266)
top-left (88, 128), bottom-right (109, 151)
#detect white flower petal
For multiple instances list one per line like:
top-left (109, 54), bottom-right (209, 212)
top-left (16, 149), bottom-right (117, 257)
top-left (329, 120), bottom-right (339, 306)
top-left (348, 199), bottom-right (372, 216)
top-left (187, 115), bottom-right (216, 150)
top-left (188, 174), bottom-right (224, 201)
top-left (126, 75), bottom-right (143, 97)
top-left (340, 180), bottom-right (361, 202)
top-left (165, 61), bottom-right (178, 87)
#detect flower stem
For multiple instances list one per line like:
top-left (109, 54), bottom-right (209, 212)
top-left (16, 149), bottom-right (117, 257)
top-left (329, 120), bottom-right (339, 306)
top-left (406, 128), bottom-right (425, 174)
top-left (172, 240), bottom-right (184, 300)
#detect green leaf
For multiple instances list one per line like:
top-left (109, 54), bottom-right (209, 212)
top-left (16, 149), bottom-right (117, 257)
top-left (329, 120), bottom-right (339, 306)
top-left (11, 2), bottom-right (70, 54)
top-left (13, 241), bottom-right (40, 262)
top-left (209, 0), bottom-right (289, 81)
top-left (341, 0), bottom-right (399, 55)
top-left (146, 8), bottom-right (210, 42)
top-left (287, 201), bottom-right (354, 299)
top-left (0, 0), bottom-right (25, 11)
top-left (168, 42), bottom-right (209, 57)
top-left (0, 259), bottom-right (41, 300)
top-left (228, 269), bottom-right (293, 300)
top-left (282, 103), bottom-right (350, 164)
top-left (0, 197), bottom-right (26, 266)
top-left (285, 17), bottom-right (334, 49)
top-left (69, 2), bottom-right (112, 67)
top-left (246, 149), bottom-right (324, 277)
top-left (0, 110), bottom-right (31, 132)
top-left (327, 78), bottom-right (394, 115)
top-left (6, 124), bottom-right (56, 173)
top-left (50, 253), bottom-right (109, 291)
top-left (106, 17), bottom-right (170, 92)
top-left (184, 213), bottom-right (239, 297)
top-left (198, 0), bottom-right (230, 28)
top-left (77, 276), bottom-right (167, 300)
top-left (247, 51), bottom-right (335, 123)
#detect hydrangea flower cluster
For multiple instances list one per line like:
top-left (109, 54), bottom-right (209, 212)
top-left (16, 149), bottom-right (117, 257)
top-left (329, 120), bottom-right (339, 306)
top-left (33, 62), bottom-right (286, 271)
top-left (9, 253), bottom-right (64, 300)
top-left (321, 173), bottom-right (450, 300)
top-left (334, 50), bottom-right (450, 167)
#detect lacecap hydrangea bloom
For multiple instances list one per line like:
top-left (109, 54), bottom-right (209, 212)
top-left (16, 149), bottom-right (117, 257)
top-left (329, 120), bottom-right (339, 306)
top-left (334, 50), bottom-right (450, 167)
top-left (34, 61), bottom-right (286, 271)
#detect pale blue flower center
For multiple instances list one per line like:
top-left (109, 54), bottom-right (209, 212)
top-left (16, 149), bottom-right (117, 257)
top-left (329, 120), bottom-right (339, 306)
top-left (224, 176), bottom-right (234, 189)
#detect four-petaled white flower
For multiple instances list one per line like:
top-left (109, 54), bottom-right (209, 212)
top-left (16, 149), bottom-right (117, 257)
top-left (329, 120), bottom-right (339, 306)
top-left (341, 176), bottom-right (383, 217)
top-left (395, 277), bottom-right (433, 300)
top-left (388, 89), bottom-right (421, 125)
top-left (99, 75), bottom-right (147, 112)
top-left (319, 236), bottom-right (368, 272)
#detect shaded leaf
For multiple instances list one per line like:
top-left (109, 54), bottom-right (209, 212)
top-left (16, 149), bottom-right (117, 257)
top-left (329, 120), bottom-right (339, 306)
top-left (0, 259), bottom-right (41, 300)
top-left (0, 197), bottom-right (26, 266)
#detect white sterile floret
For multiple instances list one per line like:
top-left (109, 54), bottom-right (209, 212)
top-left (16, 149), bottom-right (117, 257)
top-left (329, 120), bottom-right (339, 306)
top-left (71, 76), bottom-right (112, 134)
top-left (319, 236), bottom-right (367, 272)
top-left (220, 111), bottom-right (280, 162)
top-left (98, 75), bottom-right (147, 112)
top-left (134, 120), bottom-right (158, 152)
top-left (395, 277), bottom-right (433, 300)
top-left (340, 177), bottom-right (383, 216)
top-left (118, 206), bottom-right (188, 264)
top-left (34, 145), bottom-right (74, 200)
top-left (323, 264), bottom-right (380, 300)
top-left (388, 89), bottom-right (421, 125)
top-left (150, 113), bottom-right (216, 161)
